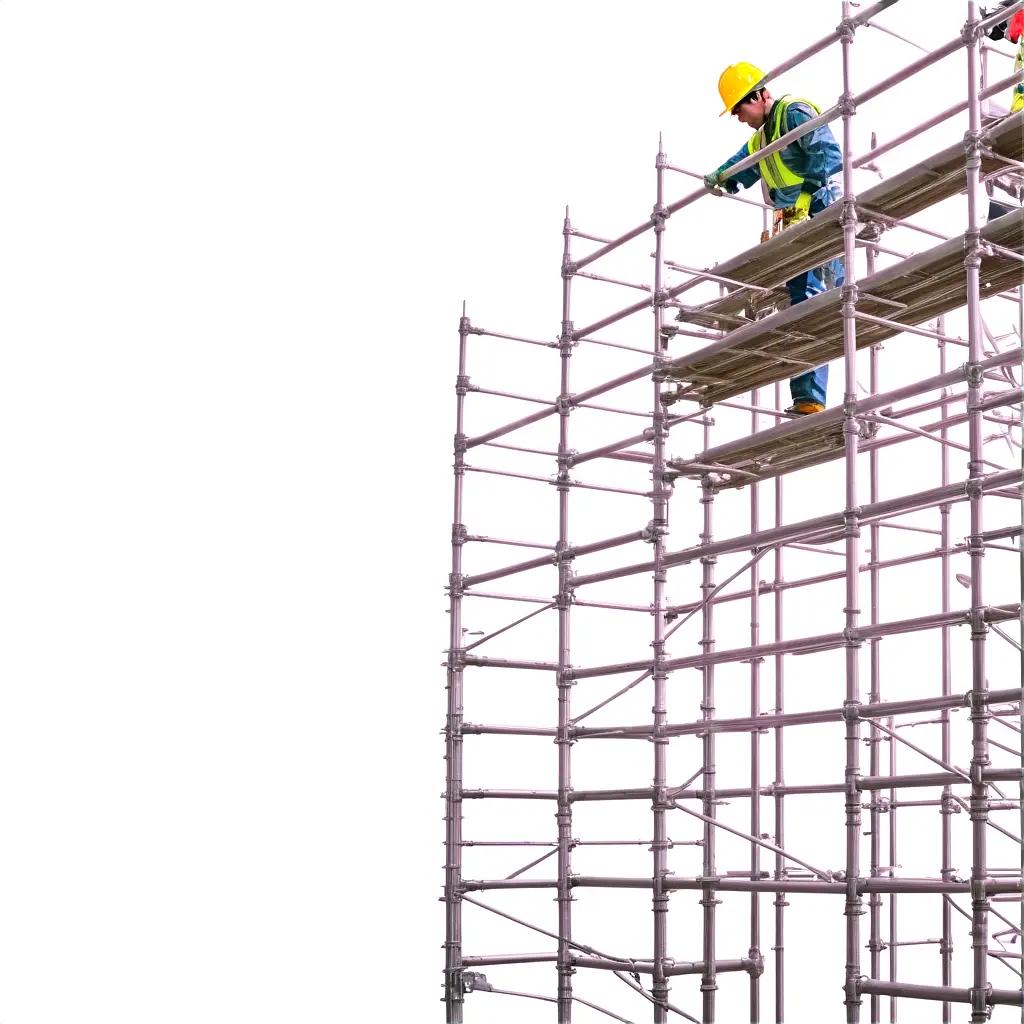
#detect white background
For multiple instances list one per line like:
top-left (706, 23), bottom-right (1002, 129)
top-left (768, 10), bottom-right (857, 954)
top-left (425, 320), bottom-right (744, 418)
top-left (0, 1), bottom-right (1017, 1022)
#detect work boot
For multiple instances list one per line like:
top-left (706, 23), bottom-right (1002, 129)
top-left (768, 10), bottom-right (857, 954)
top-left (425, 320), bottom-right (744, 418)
top-left (786, 401), bottom-right (825, 416)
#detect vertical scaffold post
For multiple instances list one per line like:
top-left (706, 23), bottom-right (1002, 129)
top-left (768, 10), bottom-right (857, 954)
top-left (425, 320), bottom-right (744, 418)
top-left (886, 709), bottom-right (897, 1024)
top-left (556, 207), bottom-right (576, 1023)
top-left (650, 140), bottom-right (673, 1022)
top-left (864, 231), bottom-right (884, 1024)
top-left (936, 313), bottom-right (954, 1024)
top-left (838, 5), bottom-right (865, 1021)
top-left (748, 386), bottom-right (763, 1024)
top-left (963, 6), bottom-right (993, 1022)
top-left (699, 457), bottom-right (719, 1022)
top-left (444, 307), bottom-right (471, 1022)
top-left (772, 378), bottom-right (788, 1024)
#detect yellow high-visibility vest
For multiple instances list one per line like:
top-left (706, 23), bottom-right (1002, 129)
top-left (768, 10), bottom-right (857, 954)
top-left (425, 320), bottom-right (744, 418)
top-left (746, 96), bottom-right (821, 192)
top-left (1013, 37), bottom-right (1023, 114)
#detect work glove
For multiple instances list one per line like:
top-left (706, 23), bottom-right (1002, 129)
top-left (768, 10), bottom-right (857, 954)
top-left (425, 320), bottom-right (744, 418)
top-left (703, 171), bottom-right (723, 192)
top-left (788, 189), bottom-right (812, 225)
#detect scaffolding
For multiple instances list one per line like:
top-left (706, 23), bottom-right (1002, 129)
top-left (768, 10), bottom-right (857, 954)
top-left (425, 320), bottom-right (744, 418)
top-left (443, 3), bottom-right (1024, 1021)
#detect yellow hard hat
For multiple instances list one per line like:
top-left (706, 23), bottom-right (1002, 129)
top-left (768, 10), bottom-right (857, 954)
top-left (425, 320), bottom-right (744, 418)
top-left (718, 62), bottom-right (767, 116)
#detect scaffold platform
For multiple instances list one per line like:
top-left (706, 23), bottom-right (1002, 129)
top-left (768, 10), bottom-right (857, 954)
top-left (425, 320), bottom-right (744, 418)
top-left (661, 207), bottom-right (1023, 405)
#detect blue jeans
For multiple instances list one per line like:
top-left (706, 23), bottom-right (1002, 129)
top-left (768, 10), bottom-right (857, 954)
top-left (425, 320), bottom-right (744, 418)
top-left (786, 257), bottom-right (845, 406)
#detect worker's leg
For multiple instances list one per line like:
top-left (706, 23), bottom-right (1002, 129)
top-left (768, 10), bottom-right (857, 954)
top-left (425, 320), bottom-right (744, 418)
top-left (790, 364), bottom-right (828, 406)
top-left (786, 265), bottom-right (835, 407)
top-left (988, 199), bottom-right (1016, 221)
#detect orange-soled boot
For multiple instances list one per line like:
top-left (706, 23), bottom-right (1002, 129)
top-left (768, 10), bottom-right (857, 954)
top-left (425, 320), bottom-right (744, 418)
top-left (786, 401), bottom-right (825, 416)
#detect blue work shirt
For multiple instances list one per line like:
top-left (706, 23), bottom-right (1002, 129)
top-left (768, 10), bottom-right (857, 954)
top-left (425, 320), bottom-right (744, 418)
top-left (716, 99), bottom-right (843, 213)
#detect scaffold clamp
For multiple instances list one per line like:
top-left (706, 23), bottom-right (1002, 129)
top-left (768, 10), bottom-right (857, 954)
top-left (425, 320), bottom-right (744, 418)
top-left (966, 359), bottom-right (986, 387)
top-left (462, 971), bottom-right (492, 994)
top-left (642, 519), bottom-right (668, 543)
top-left (840, 199), bottom-right (860, 230)
top-left (961, 18), bottom-right (983, 45)
top-left (747, 947), bottom-right (766, 977)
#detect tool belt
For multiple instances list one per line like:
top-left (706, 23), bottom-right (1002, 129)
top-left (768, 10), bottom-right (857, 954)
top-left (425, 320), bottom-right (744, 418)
top-left (760, 205), bottom-right (804, 243)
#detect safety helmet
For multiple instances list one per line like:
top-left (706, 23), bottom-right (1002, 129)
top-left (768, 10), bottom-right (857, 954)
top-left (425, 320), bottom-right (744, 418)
top-left (718, 61), bottom-right (767, 116)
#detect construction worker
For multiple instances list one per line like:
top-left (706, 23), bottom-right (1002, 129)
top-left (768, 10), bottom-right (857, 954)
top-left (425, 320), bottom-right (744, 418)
top-left (983, 4), bottom-right (1024, 219)
top-left (984, 1), bottom-right (1024, 113)
top-left (704, 62), bottom-right (844, 416)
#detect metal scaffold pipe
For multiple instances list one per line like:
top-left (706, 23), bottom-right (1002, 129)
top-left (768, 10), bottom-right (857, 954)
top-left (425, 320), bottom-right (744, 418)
top-left (555, 208), bottom-right (576, 1024)
top-left (443, 3), bottom-right (1024, 1019)
top-left (444, 309), bottom-right (471, 1023)
top-left (963, 8), bottom-right (996, 1021)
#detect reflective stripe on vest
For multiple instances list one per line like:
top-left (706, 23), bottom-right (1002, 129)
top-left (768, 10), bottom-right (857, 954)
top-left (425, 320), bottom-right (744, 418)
top-left (746, 96), bottom-right (821, 193)
top-left (1013, 39), bottom-right (1024, 114)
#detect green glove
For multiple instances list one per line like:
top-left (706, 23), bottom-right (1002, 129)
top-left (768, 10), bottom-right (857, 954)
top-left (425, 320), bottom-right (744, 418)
top-left (703, 171), bottom-right (723, 191)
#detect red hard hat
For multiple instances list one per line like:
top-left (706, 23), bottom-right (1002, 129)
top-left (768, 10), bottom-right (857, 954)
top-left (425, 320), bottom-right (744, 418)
top-left (1009, 8), bottom-right (1024, 42)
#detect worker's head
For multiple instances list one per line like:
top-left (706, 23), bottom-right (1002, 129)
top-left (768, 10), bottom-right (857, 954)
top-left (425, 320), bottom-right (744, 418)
top-left (731, 88), bottom-right (773, 129)
top-left (717, 61), bottom-right (767, 117)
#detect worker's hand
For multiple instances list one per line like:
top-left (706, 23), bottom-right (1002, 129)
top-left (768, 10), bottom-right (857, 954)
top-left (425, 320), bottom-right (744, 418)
top-left (788, 190), bottom-right (812, 224)
top-left (703, 171), bottom-right (723, 192)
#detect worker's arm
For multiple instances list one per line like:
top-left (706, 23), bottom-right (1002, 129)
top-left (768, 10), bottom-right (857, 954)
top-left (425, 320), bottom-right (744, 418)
top-left (712, 142), bottom-right (761, 193)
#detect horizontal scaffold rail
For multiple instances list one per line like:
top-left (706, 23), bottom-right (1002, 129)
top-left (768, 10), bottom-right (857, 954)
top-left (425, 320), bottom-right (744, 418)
top-left (461, 953), bottom-right (756, 977)
top-left (460, 767), bottom-right (1023, 804)
top-left (461, 876), bottom-right (1023, 896)
top-left (857, 978), bottom-right (1022, 1008)
top-left (569, 603), bottom-right (1019, 681)
top-left (658, 208), bottom-right (1024, 405)
top-left (461, 687), bottom-right (1021, 739)
top-left (668, 349), bottom-right (1022, 487)
top-left (567, 687), bottom-right (1022, 741)
top-left (671, 111), bottom-right (1023, 329)
top-left (460, 528), bottom-right (649, 590)
top-left (570, 468), bottom-right (1022, 591)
